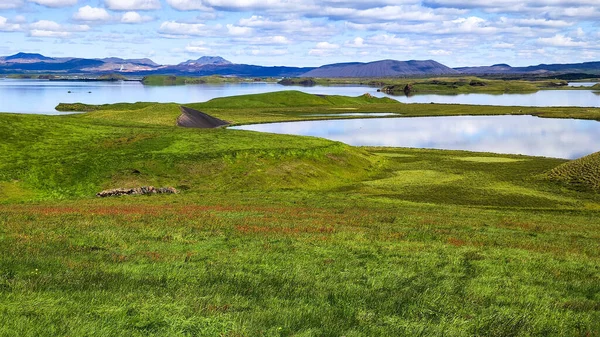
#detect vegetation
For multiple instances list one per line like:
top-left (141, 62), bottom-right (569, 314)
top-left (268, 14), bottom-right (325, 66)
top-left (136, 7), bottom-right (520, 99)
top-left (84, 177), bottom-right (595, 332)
top-left (1, 91), bottom-right (600, 336)
top-left (278, 76), bottom-right (596, 95)
top-left (141, 75), bottom-right (277, 86)
top-left (98, 73), bottom-right (128, 81)
top-left (546, 151), bottom-right (600, 191)
top-left (380, 77), bottom-right (570, 95)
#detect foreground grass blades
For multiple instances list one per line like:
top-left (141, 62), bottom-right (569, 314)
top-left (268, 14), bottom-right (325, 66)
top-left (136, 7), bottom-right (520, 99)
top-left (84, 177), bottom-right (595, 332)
top-left (1, 91), bottom-right (599, 336)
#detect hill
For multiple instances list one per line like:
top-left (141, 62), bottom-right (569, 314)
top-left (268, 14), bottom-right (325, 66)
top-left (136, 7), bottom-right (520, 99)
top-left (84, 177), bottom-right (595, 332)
top-left (179, 56), bottom-right (232, 66)
top-left (457, 61), bottom-right (600, 75)
top-left (545, 151), bottom-right (600, 191)
top-left (301, 59), bottom-right (459, 78)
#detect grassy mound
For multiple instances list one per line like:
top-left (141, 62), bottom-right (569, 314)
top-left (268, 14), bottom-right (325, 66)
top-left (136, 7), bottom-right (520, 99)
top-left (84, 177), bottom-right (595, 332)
top-left (193, 90), bottom-right (397, 109)
top-left (0, 113), bottom-right (383, 201)
top-left (546, 151), bottom-right (600, 191)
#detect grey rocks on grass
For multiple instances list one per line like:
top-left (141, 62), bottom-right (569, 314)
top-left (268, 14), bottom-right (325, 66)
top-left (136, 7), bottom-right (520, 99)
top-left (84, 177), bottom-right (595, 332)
top-left (96, 186), bottom-right (178, 197)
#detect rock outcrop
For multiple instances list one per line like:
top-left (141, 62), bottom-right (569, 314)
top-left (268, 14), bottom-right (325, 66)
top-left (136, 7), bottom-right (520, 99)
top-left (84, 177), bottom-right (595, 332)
top-left (96, 186), bottom-right (178, 197)
top-left (177, 106), bottom-right (230, 128)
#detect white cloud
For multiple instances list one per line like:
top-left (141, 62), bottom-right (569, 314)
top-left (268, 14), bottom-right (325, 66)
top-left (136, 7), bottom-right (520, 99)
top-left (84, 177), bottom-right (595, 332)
top-left (0, 0), bottom-right (23, 9)
top-left (429, 49), bottom-right (452, 55)
top-left (184, 41), bottom-right (211, 53)
top-left (309, 41), bottom-right (340, 56)
top-left (0, 16), bottom-right (22, 32)
top-left (29, 20), bottom-right (89, 38)
top-left (121, 11), bottom-right (153, 23)
top-left (159, 21), bottom-right (212, 36)
top-left (166, 0), bottom-right (212, 10)
top-left (232, 35), bottom-right (291, 45)
top-left (493, 42), bottom-right (515, 48)
top-left (29, 0), bottom-right (78, 7)
top-left (537, 34), bottom-right (587, 47)
top-left (73, 6), bottom-right (112, 21)
top-left (346, 37), bottom-right (365, 47)
top-left (104, 0), bottom-right (160, 11)
top-left (249, 48), bottom-right (288, 56)
top-left (226, 24), bottom-right (253, 36)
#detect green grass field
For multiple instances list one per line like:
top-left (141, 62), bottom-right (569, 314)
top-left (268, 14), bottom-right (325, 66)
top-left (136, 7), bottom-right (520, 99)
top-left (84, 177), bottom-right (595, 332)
top-left (1, 91), bottom-right (599, 336)
top-left (277, 76), bottom-right (595, 95)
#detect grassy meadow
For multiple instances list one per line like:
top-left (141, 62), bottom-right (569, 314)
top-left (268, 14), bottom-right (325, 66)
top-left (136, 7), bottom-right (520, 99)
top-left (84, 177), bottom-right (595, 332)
top-left (1, 91), bottom-right (599, 336)
top-left (277, 76), bottom-right (598, 95)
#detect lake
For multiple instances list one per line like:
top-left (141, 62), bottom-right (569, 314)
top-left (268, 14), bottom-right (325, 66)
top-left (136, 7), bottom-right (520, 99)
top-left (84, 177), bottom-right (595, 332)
top-left (1, 78), bottom-right (600, 114)
top-left (0, 79), bottom-right (388, 114)
top-left (392, 89), bottom-right (600, 107)
top-left (231, 115), bottom-right (600, 159)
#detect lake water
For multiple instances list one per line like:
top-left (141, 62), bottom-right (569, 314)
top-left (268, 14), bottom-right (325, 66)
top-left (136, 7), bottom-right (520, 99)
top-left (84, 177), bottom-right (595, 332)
top-left (1, 78), bottom-right (600, 114)
top-left (568, 82), bottom-right (598, 87)
top-left (393, 89), bottom-right (600, 107)
top-left (0, 79), bottom-right (387, 114)
top-left (231, 115), bottom-right (600, 159)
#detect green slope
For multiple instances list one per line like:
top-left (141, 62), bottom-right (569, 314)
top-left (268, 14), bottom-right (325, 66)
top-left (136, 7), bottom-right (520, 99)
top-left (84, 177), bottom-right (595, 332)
top-left (546, 151), bottom-right (600, 191)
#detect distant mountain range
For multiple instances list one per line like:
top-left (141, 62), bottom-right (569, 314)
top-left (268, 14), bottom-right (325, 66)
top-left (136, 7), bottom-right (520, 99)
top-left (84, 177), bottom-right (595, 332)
top-left (1, 52), bottom-right (600, 77)
top-left (301, 60), bottom-right (458, 77)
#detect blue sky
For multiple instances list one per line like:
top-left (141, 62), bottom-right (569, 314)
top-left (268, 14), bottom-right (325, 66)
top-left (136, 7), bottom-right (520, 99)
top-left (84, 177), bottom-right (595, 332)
top-left (0, 0), bottom-right (598, 67)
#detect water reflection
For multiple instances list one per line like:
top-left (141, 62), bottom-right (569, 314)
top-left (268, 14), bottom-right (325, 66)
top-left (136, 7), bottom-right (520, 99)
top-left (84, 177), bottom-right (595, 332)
top-left (393, 90), bottom-right (600, 107)
top-left (568, 82), bottom-right (598, 87)
top-left (2, 79), bottom-right (600, 114)
top-left (0, 79), bottom-right (386, 114)
top-left (232, 115), bottom-right (600, 159)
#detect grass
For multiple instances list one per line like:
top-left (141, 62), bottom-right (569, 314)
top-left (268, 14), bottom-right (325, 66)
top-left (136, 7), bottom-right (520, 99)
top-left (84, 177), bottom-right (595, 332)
top-left (278, 76), bottom-right (595, 95)
top-left (55, 91), bottom-right (600, 125)
top-left (546, 151), bottom-right (600, 191)
top-left (141, 75), bottom-right (277, 86)
top-left (1, 91), bottom-right (600, 336)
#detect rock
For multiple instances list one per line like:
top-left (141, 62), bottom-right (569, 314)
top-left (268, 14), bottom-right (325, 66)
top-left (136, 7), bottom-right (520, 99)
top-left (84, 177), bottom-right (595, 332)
top-left (96, 186), bottom-right (178, 198)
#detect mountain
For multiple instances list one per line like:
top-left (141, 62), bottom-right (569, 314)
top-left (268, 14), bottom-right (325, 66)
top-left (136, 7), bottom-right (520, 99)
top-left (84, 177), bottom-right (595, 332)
top-left (2, 52), bottom-right (600, 77)
top-left (2, 52), bottom-right (55, 63)
top-left (301, 60), bottom-right (459, 78)
top-left (179, 56), bottom-right (232, 66)
top-left (456, 62), bottom-right (600, 75)
top-left (99, 57), bottom-right (159, 67)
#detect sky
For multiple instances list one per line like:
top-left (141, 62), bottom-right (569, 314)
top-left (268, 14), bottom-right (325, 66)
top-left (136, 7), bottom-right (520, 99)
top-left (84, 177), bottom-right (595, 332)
top-left (0, 0), bottom-right (599, 67)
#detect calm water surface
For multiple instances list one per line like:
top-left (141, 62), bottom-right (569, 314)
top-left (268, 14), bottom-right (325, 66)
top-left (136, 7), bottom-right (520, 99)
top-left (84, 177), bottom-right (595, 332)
top-left (0, 79), bottom-right (386, 114)
top-left (232, 115), bottom-right (600, 159)
top-left (568, 82), bottom-right (598, 87)
top-left (1, 78), bottom-right (600, 114)
top-left (393, 90), bottom-right (600, 107)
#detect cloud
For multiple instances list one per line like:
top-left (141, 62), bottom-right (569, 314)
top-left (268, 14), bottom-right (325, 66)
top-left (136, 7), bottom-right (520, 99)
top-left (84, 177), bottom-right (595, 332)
top-left (248, 48), bottom-right (288, 56)
top-left (0, 16), bottom-right (22, 32)
top-left (184, 41), bottom-right (211, 53)
top-left (0, 0), bottom-right (23, 9)
top-left (226, 24), bottom-right (253, 36)
top-left (104, 0), bottom-right (160, 11)
top-left (159, 21), bottom-right (213, 37)
top-left (73, 6), bottom-right (112, 21)
top-left (308, 41), bottom-right (340, 56)
top-left (429, 49), bottom-right (452, 55)
top-left (237, 15), bottom-right (337, 40)
top-left (231, 35), bottom-right (291, 45)
top-left (29, 20), bottom-right (89, 38)
top-left (166, 0), bottom-right (212, 10)
top-left (29, 0), bottom-right (78, 7)
top-left (537, 34), bottom-right (587, 47)
top-left (493, 42), bottom-right (515, 48)
top-left (121, 11), bottom-right (153, 23)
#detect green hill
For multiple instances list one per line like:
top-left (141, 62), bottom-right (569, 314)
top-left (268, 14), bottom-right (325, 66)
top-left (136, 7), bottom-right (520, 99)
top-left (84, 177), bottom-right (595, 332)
top-left (546, 151), bottom-right (600, 191)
